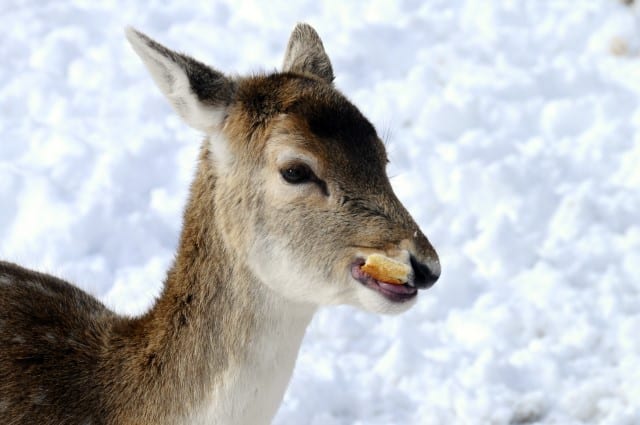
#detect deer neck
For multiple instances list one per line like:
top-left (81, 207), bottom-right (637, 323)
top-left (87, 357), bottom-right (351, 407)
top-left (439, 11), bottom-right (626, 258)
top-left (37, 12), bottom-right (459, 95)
top-left (134, 146), bottom-right (316, 424)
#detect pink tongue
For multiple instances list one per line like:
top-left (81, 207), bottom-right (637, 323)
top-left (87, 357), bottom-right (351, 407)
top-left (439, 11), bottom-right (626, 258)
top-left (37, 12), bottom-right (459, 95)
top-left (377, 281), bottom-right (416, 294)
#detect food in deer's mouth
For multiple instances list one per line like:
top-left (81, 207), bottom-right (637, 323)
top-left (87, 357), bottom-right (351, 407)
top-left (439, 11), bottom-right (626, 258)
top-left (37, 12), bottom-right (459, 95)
top-left (351, 260), bottom-right (417, 303)
top-left (360, 253), bottom-right (411, 285)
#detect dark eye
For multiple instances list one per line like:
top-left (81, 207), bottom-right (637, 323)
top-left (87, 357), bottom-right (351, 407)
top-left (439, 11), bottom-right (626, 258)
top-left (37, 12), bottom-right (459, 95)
top-left (281, 164), bottom-right (313, 184)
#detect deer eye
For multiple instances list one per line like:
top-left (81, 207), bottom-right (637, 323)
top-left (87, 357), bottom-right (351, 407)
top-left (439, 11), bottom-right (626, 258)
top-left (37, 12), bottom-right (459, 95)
top-left (281, 164), bottom-right (313, 184)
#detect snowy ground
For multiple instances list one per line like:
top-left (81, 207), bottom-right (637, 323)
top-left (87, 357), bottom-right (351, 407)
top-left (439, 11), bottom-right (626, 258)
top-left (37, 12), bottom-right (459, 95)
top-left (1, 1), bottom-right (640, 424)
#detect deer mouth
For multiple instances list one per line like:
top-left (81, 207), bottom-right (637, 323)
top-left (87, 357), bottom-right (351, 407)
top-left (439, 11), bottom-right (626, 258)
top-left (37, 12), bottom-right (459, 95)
top-left (351, 260), bottom-right (417, 302)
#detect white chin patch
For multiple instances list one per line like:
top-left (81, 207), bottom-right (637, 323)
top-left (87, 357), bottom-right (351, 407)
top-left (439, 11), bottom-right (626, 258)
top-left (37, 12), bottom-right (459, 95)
top-left (353, 282), bottom-right (417, 315)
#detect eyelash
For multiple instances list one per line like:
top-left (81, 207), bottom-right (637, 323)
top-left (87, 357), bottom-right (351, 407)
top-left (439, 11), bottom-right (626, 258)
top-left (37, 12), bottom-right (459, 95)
top-left (281, 164), bottom-right (313, 184)
top-left (280, 163), bottom-right (329, 196)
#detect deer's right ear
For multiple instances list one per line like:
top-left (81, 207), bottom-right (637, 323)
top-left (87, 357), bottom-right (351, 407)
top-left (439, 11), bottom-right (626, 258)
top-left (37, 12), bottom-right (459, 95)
top-left (125, 27), bottom-right (236, 133)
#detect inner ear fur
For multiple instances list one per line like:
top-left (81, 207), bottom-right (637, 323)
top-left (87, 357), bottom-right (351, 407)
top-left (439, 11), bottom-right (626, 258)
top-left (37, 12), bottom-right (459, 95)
top-left (282, 23), bottom-right (334, 84)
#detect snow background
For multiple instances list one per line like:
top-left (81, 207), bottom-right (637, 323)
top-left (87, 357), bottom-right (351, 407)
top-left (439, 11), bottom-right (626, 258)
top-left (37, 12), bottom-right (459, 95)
top-left (1, 0), bottom-right (639, 424)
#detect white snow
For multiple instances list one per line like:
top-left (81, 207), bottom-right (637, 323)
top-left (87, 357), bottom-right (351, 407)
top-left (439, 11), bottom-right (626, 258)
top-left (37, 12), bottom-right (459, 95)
top-left (2, 1), bottom-right (640, 424)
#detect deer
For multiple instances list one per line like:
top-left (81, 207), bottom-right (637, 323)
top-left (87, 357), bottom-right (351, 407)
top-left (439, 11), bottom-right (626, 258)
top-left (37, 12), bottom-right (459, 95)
top-left (0, 23), bottom-right (440, 425)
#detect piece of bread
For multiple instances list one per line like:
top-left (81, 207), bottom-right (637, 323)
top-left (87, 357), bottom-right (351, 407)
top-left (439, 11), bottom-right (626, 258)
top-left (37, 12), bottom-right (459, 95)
top-left (360, 253), bottom-right (411, 285)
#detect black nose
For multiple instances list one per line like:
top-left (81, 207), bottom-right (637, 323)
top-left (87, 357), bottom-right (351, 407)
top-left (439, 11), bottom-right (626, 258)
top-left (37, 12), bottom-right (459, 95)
top-left (410, 255), bottom-right (439, 289)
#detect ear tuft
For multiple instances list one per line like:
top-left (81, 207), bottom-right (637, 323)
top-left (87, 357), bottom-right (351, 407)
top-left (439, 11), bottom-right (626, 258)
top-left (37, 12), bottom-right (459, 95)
top-left (282, 23), bottom-right (334, 84)
top-left (125, 27), bottom-right (236, 133)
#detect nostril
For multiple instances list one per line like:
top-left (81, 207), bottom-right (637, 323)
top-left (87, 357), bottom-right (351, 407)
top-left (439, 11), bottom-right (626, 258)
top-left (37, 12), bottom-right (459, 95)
top-left (410, 255), bottom-right (439, 289)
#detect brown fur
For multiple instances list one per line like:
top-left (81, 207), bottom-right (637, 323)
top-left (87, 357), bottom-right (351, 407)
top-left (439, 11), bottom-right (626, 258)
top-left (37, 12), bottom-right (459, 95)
top-left (0, 146), bottom-right (256, 424)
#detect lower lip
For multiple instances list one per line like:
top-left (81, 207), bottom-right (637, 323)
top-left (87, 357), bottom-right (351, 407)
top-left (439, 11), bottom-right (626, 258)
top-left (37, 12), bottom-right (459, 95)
top-left (351, 263), bottom-right (417, 303)
top-left (369, 280), bottom-right (417, 302)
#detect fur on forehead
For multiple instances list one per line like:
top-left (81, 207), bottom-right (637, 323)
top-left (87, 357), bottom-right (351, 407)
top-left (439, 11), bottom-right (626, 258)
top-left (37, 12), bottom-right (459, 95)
top-left (223, 73), bottom-right (387, 165)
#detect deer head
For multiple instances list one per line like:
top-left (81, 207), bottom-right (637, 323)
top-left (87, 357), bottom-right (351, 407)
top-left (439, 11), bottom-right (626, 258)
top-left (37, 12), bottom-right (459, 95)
top-left (126, 23), bottom-right (440, 315)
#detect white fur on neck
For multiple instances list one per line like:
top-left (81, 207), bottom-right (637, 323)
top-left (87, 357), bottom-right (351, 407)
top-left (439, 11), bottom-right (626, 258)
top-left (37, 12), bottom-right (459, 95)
top-left (183, 287), bottom-right (315, 425)
top-left (208, 128), bottom-right (233, 173)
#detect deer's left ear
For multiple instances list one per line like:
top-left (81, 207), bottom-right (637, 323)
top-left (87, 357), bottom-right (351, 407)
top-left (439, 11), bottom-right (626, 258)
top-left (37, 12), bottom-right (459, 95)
top-left (282, 23), bottom-right (334, 84)
top-left (126, 27), bottom-right (236, 133)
